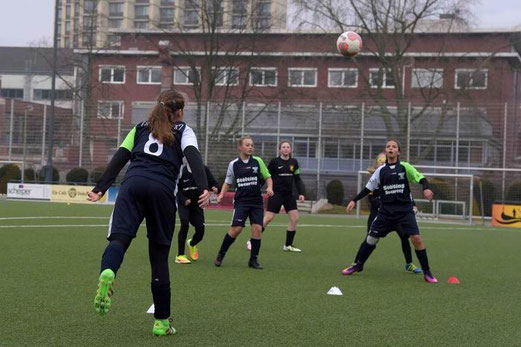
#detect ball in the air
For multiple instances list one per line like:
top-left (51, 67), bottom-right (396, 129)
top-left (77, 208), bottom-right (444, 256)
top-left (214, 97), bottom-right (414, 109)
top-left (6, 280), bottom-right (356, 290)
top-left (336, 31), bottom-right (362, 57)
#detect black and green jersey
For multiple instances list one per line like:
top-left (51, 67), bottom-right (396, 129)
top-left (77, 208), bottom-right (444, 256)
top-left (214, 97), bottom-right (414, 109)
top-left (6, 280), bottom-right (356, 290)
top-left (120, 120), bottom-right (198, 193)
top-left (365, 160), bottom-right (424, 214)
top-left (225, 156), bottom-right (271, 206)
top-left (267, 157), bottom-right (304, 196)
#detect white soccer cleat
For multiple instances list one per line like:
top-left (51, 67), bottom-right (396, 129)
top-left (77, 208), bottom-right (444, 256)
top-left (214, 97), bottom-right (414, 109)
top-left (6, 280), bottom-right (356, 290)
top-left (283, 245), bottom-right (302, 253)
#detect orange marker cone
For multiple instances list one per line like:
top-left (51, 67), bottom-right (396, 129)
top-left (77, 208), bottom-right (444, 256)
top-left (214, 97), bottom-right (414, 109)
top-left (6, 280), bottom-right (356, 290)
top-left (447, 276), bottom-right (460, 284)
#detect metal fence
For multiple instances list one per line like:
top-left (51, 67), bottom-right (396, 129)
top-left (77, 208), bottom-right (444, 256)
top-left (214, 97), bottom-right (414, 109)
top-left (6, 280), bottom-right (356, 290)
top-left (1, 98), bottom-right (520, 214)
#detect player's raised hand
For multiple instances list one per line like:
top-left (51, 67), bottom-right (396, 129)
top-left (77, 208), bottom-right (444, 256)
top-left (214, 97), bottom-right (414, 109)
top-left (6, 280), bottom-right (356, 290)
top-left (198, 189), bottom-right (210, 208)
top-left (87, 191), bottom-right (102, 202)
top-left (298, 195), bottom-right (305, 202)
top-left (423, 189), bottom-right (434, 201)
top-left (346, 200), bottom-right (356, 213)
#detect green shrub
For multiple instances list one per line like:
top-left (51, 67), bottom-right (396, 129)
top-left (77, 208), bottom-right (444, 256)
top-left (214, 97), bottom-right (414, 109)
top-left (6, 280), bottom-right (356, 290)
top-left (90, 167), bottom-right (106, 183)
top-left (23, 168), bottom-right (36, 183)
top-left (474, 179), bottom-right (496, 217)
top-left (38, 165), bottom-right (60, 183)
top-left (66, 167), bottom-right (89, 184)
top-left (506, 181), bottom-right (521, 203)
top-left (0, 164), bottom-right (22, 194)
top-left (326, 179), bottom-right (344, 205)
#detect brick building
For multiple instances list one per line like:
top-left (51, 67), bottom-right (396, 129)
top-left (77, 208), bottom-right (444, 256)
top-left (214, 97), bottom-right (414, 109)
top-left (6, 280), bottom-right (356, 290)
top-left (77, 29), bottom-right (521, 174)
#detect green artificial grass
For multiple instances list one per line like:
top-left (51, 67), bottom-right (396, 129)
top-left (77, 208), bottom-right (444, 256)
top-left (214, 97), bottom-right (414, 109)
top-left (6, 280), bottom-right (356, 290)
top-left (0, 200), bottom-right (520, 346)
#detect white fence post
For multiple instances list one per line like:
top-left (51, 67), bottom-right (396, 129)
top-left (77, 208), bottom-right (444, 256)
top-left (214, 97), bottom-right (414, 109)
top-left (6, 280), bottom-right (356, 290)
top-left (317, 102), bottom-right (323, 199)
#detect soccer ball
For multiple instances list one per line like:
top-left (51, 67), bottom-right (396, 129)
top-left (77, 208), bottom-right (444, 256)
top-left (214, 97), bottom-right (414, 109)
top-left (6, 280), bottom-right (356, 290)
top-left (336, 31), bottom-right (362, 57)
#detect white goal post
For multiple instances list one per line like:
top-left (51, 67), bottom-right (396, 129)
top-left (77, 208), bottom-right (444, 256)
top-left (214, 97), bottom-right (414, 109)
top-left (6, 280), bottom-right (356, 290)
top-left (356, 170), bottom-right (474, 225)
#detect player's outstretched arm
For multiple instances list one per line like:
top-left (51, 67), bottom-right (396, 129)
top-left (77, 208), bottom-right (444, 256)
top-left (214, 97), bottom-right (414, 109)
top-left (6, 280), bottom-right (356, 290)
top-left (183, 146), bottom-right (209, 208)
top-left (90, 147), bottom-right (131, 199)
top-left (345, 188), bottom-right (371, 213)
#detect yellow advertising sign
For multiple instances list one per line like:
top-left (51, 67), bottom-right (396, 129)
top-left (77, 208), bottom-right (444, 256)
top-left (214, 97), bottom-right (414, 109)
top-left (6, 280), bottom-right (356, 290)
top-left (492, 203), bottom-right (521, 228)
top-left (50, 185), bottom-right (107, 204)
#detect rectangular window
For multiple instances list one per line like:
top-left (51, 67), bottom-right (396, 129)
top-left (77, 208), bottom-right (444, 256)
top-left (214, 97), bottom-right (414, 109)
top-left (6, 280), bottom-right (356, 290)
top-left (97, 101), bottom-right (124, 119)
top-left (161, 0), bottom-right (175, 4)
top-left (328, 68), bottom-right (358, 88)
top-left (412, 68), bottom-right (443, 88)
top-left (369, 68), bottom-right (395, 88)
top-left (109, 3), bottom-right (123, 16)
top-left (288, 68), bottom-right (317, 87)
top-left (253, 0), bottom-right (271, 29)
top-left (455, 69), bottom-right (488, 90)
top-left (214, 67), bottom-right (239, 86)
top-left (84, 0), bottom-right (96, 12)
top-left (134, 21), bottom-right (149, 29)
top-left (108, 19), bottom-right (122, 28)
top-left (184, 0), bottom-right (199, 27)
top-left (1, 89), bottom-right (24, 98)
top-left (99, 66), bottom-right (125, 83)
top-left (232, 0), bottom-right (248, 29)
top-left (208, 0), bottom-right (223, 27)
top-left (173, 66), bottom-right (201, 85)
top-left (65, 22), bottom-right (71, 33)
top-left (66, 5), bottom-right (71, 18)
top-left (137, 66), bottom-right (162, 84)
top-left (134, 5), bottom-right (149, 19)
top-left (160, 8), bottom-right (175, 22)
top-left (34, 89), bottom-right (73, 100)
top-left (249, 68), bottom-right (277, 87)
top-left (107, 34), bottom-right (121, 46)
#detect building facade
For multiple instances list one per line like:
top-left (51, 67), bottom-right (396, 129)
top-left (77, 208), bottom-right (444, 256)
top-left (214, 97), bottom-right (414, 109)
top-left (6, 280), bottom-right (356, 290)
top-left (77, 29), bottom-right (521, 177)
top-left (0, 47), bottom-right (76, 109)
top-left (57, 0), bottom-right (288, 48)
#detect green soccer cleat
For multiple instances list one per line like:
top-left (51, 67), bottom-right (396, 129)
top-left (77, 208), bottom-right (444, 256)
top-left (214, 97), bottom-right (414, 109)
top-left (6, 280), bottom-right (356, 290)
top-left (153, 318), bottom-right (176, 336)
top-left (187, 239), bottom-right (199, 261)
top-left (405, 263), bottom-right (422, 274)
top-left (94, 269), bottom-right (115, 316)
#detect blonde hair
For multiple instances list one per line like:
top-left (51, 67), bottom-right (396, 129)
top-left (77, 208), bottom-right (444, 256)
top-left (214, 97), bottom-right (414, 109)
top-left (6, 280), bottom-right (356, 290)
top-left (367, 152), bottom-right (386, 174)
top-left (238, 136), bottom-right (253, 147)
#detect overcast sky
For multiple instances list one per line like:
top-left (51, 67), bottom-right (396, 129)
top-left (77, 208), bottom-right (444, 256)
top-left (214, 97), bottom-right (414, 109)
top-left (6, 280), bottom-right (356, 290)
top-left (0, 0), bottom-right (520, 46)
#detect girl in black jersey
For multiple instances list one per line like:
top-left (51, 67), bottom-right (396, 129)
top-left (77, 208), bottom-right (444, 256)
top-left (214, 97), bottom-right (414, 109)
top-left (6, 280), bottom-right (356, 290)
top-left (352, 152), bottom-right (421, 274)
top-left (87, 90), bottom-right (210, 336)
top-left (344, 139), bottom-right (438, 283)
top-left (214, 136), bottom-right (273, 269)
top-left (261, 141), bottom-right (306, 252)
top-left (175, 162), bottom-right (218, 264)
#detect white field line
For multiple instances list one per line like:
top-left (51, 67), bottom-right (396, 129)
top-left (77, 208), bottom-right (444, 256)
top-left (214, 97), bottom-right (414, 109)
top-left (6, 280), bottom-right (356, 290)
top-left (0, 222), bottom-right (496, 231)
top-left (0, 216), bottom-right (108, 220)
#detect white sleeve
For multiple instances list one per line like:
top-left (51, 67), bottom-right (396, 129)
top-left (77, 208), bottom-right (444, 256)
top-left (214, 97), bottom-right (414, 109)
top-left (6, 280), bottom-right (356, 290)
top-left (225, 161), bottom-right (235, 185)
top-left (181, 126), bottom-right (198, 151)
top-left (365, 166), bottom-right (382, 191)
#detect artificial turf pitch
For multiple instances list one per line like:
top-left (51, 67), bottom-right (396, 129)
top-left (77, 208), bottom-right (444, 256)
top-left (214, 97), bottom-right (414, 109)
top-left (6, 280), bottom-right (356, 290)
top-left (0, 200), bottom-right (520, 346)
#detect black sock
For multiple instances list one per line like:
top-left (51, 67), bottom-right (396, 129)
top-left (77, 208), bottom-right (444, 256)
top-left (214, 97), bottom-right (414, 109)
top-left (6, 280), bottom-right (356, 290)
top-left (218, 233), bottom-right (236, 255)
top-left (356, 241), bottom-right (376, 265)
top-left (100, 241), bottom-right (126, 274)
top-left (400, 234), bottom-right (413, 264)
top-left (151, 282), bottom-right (171, 319)
top-left (177, 223), bottom-right (189, 255)
top-left (415, 248), bottom-right (430, 272)
top-left (262, 227), bottom-right (265, 233)
top-left (250, 238), bottom-right (261, 260)
top-left (353, 239), bottom-right (366, 264)
top-left (286, 230), bottom-right (296, 246)
top-left (190, 225), bottom-right (205, 246)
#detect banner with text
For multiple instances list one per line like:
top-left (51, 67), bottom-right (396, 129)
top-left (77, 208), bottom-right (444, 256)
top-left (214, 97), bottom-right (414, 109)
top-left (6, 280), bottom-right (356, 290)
top-left (7, 183), bottom-right (51, 200)
top-left (50, 185), bottom-right (106, 204)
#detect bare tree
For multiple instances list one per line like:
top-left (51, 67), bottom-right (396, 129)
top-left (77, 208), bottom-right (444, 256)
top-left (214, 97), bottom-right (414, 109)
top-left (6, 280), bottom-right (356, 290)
top-left (294, 0), bottom-right (477, 159)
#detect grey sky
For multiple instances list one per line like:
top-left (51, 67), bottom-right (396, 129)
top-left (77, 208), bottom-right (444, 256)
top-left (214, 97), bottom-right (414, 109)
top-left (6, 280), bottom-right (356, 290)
top-left (0, 0), bottom-right (520, 46)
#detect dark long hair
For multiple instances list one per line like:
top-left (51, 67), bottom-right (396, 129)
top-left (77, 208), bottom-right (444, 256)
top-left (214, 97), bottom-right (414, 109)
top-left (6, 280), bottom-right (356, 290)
top-left (148, 90), bottom-right (185, 145)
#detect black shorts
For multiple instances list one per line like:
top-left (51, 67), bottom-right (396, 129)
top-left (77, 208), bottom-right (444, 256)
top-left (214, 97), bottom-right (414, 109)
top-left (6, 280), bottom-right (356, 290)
top-left (369, 211), bottom-right (419, 238)
top-left (177, 202), bottom-right (205, 228)
top-left (267, 193), bottom-right (298, 214)
top-left (231, 204), bottom-right (264, 227)
top-left (108, 176), bottom-right (176, 246)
